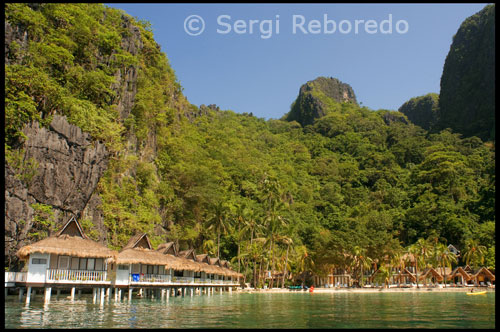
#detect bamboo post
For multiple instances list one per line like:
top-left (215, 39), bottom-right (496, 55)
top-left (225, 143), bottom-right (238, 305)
top-left (71, 287), bottom-right (75, 301)
top-left (166, 288), bottom-right (170, 301)
top-left (100, 288), bottom-right (105, 303)
top-left (106, 288), bottom-right (110, 300)
top-left (128, 288), bottom-right (133, 302)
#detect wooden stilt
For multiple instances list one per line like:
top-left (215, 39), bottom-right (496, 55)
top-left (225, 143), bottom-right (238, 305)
top-left (19, 287), bottom-right (24, 301)
top-left (56, 289), bottom-right (61, 299)
top-left (128, 288), bottom-right (133, 302)
top-left (71, 287), bottom-right (75, 301)
top-left (93, 288), bottom-right (97, 303)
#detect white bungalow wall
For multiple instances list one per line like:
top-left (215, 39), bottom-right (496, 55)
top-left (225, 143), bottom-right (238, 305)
top-left (27, 252), bottom-right (50, 283)
top-left (115, 264), bottom-right (131, 285)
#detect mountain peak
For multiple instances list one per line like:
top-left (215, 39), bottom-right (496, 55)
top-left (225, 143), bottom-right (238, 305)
top-left (285, 76), bottom-right (357, 126)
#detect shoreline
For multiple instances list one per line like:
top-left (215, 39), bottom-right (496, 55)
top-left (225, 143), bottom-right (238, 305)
top-left (236, 287), bottom-right (495, 294)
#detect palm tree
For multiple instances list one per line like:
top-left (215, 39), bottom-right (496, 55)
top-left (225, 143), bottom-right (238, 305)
top-left (295, 245), bottom-right (313, 287)
top-left (462, 239), bottom-right (486, 269)
top-left (352, 246), bottom-right (372, 287)
top-left (408, 238), bottom-right (433, 288)
top-left (434, 243), bottom-right (457, 288)
top-left (207, 201), bottom-right (231, 258)
top-left (278, 235), bottom-right (293, 288)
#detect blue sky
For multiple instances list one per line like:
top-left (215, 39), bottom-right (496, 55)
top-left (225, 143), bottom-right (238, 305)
top-left (107, 3), bottom-right (488, 119)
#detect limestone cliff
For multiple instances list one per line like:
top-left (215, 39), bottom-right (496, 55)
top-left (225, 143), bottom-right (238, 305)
top-left (285, 77), bottom-right (358, 127)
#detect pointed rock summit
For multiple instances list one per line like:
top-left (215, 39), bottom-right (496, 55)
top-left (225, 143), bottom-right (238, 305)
top-left (285, 77), bottom-right (358, 126)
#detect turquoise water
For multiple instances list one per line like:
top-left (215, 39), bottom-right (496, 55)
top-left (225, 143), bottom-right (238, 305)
top-left (4, 291), bottom-right (495, 328)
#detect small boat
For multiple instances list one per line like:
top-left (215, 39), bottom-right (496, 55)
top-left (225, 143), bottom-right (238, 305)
top-left (466, 291), bottom-right (487, 295)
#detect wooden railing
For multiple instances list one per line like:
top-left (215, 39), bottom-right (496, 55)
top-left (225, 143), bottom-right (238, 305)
top-left (46, 269), bottom-right (108, 283)
top-left (129, 273), bottom-right (171, 283)
top-left (5, 271), bottom-right (27, 283)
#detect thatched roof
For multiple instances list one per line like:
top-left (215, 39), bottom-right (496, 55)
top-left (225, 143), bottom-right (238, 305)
top-left (122, 233), bottom-right (152, 250)
top-left (209, 257), bottom-right (221, 266)
top-left (17, 216), bottom-right (116, 260)
top-left (110, 248), bottom-right (179, 267)
top-left (157, 242), bottom-right (178, 256)
top-left (472, 267), bottom-right (495, 281)
top-left (394, 268), bottom-right (417, 282)
top-left (178, 249), bottom-right (198, 261)
top-left (418, 268), bottom-right (444, 282)
top-left (196, 254), bottom-right (211, 264)
top-left (450, 267), bottom-right (472, 281)
top-left (110, 234), bottom-right (178, 268)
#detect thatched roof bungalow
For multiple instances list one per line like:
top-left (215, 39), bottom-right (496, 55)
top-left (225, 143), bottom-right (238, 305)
top-left (17, 216), bottom-right (116, 261)
top-left (450, 266), bottom-right (472, 286)
top-left (471, 267), bottom-right (495, 285)
top-left (110, 234), bottom-right (180, 285)
top-left (394, 267), bottom-right (417, 285)
top-left (17, 216), bottom-right (117, 284)
top-left (157, 243), bottom-right (200, 272)
top-left (418, 267), bottom-right (444, 283)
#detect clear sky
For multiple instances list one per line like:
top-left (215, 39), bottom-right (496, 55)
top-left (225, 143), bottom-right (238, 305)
top-left (106, 3), bottom-right (488, 119)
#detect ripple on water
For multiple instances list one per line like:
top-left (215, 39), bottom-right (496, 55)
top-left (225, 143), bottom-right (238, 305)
top-left (4, 291), bottom-right (495, 329)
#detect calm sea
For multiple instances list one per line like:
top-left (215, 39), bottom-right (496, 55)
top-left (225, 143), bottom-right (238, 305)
top-left (4, 291), bottom-right (495, 329)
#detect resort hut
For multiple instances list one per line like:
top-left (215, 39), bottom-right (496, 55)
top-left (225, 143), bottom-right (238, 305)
top-left (367, 268), bottom-right (388, 287)
top-left (109, 233), bottom-right (176, 285)
top-left (449, 267), bottom-right (472, 287)
top-left (17, 216), bottom-right (117, 284)
top-left (394, 267), bottom-right (417, 287)
top-left (195, 254), bottom-right (218, 281)
top-left (471, 267), bottom-right (495, 286)
top-left (208, 257), bottom-right (228, 282)
top-left (175, 248), bottom-right (203, 281)
top-left (418, 268), bottom-right (444, 286)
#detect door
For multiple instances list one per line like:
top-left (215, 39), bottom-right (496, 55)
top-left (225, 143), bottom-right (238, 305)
top-left (27, 253), bottom-right (50, 283)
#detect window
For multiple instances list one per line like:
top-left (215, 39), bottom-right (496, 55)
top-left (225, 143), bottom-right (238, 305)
top-left (32, 258), bottom-right (47, 264)
top-left (174, 270), bottom-right (183, 277)
top-left (79, 258), bottom-right (87, 270)
top-left (95, 259), bottom-right (103, 271)
top-left (87, 258), bottom-right (95, 271)
top-left (131, 264), bottom-right (140, 274)
top-left (147, 265), bottom-right (154, 274)
top-left (71, 257), bottom-right (79, 270)
top-left (118, 265), bottom-right (129, 271)
top-left (58, 256), bottom-right (70, 269)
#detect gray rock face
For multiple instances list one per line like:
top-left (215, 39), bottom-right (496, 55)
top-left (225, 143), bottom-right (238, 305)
top-left (4, 116), bottom-right (110, 266)
top-left (285, 77), bottom-right (358, 126)
top-left (4, 21), bottom-right (29, 65)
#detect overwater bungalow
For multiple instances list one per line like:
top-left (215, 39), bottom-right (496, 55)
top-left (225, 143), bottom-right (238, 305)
top-left (16, 216), bottom-right (117, 303)
top-left (109, 233), bottom-right (177, 286)
top-left (17, 216), bottom-right (117, 285)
